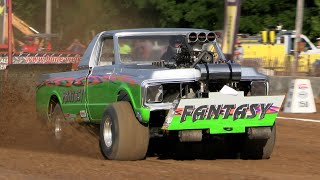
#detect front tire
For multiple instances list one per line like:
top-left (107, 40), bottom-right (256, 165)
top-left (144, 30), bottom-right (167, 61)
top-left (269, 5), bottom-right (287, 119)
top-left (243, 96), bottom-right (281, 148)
top-left (240, 123), bottom-right (276, 159)
top-left (100, 101), bottom-right (149, 160)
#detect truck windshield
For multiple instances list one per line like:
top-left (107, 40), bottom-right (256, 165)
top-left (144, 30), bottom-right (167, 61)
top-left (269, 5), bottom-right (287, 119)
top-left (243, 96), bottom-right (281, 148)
top-left (118, 35), bottom-right (185, 63)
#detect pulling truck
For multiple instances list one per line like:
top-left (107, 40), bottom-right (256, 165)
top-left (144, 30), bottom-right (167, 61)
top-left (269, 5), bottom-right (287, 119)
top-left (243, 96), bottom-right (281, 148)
top-left (237, 30), bottom-right (320, 73)
top-left (36, 28), bottom-right (284, 160)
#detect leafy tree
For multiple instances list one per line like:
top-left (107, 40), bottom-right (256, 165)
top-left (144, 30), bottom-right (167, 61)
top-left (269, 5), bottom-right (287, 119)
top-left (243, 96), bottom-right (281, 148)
top-left (10, 0), bottom-right (320, 47)
top-left (240, 0), bottom-right (319, 42)
top-left (240, 0), bottom-right (297, 34)
top-left (309, 0), bottom-right (320, 40)
top-left (127, 0), bottom-right (224, 30)
top-left (12, 0), bottom-right (45, 31)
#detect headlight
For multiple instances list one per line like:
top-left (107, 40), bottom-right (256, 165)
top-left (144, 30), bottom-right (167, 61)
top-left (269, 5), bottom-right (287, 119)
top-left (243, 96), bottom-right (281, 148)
top-left (251, 81), bottom-right (268, 96)
top-left (145, 85), bottom-right (163, 103)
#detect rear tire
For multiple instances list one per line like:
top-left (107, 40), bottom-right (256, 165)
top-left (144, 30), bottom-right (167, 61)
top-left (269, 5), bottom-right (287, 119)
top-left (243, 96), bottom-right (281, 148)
top-left (100, 101), bottom-right (149, 160)
top-left (240, 123), bottom-right (276, 159)
top-left (49, 103), bottom-right (67, 140)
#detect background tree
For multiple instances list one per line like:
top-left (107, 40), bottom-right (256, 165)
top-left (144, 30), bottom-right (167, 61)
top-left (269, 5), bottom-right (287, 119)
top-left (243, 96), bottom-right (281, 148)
top-left (10, 0), bottom-right (320, 49)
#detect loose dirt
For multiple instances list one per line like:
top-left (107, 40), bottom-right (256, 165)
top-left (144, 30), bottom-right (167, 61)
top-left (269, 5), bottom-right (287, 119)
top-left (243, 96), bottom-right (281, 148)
top-left (0, 68), bottom-right (320, 179)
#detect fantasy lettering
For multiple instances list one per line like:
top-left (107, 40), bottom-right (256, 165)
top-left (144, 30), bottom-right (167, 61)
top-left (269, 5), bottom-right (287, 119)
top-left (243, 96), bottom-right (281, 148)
top-left (179, 103), bottom-right (274, 122)
top-left (180, 105), bottom-right (194, 123)
top-left (205, 105), bottom-right (222, 120)
top-left (62, 89), bottom-right (84, 104)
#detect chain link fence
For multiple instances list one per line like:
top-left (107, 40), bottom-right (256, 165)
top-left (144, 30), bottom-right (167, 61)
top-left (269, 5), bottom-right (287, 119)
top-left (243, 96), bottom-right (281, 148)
top-left (241, 55), bottom-right (320, 77)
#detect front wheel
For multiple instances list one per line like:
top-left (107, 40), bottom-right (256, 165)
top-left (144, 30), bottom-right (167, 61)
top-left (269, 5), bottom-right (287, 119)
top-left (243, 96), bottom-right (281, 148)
top-left (240, 123), bottom-right (276, 159)
top-left (100, 101), bottom-right (149, 160)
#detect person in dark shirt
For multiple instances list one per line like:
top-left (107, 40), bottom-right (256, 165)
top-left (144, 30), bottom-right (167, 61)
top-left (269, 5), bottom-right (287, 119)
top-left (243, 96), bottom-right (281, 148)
top-left (161, 36), bottom-right (184, 62)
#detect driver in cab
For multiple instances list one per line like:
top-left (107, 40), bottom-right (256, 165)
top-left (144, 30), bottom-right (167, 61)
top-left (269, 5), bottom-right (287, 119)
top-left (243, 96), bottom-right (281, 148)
top-left (160, 36), bottom-right (184, 62)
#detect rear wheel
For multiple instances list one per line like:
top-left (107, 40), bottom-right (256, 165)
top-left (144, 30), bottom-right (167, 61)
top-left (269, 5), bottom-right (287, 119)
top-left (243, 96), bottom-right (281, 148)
top-left (240, 124), bottom-right (276, 159)
top-left (100, 101), bottom-right (149, 160)
top-left (49, 103), bottom-right (66, 140)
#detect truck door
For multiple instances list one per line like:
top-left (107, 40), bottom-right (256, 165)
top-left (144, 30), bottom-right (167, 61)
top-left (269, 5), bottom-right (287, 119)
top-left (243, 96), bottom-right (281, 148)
top-left (86, 36), bottom-right (115, 121)
top-left (59, 35), bottom-right (100, 122)
top-left (59, 70), bottom-right (88, 121)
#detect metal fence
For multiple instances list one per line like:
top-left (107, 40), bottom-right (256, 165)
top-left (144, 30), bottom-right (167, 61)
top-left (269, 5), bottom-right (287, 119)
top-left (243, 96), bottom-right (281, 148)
top-left (241, 55), bottom-right (320, 77)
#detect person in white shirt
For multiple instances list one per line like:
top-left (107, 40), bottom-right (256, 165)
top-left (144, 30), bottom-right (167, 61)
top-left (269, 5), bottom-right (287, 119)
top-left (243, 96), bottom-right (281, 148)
top-left (316, 38), bottom-right (320, 49)
top-left (234, 40), bottom-right (244, 63)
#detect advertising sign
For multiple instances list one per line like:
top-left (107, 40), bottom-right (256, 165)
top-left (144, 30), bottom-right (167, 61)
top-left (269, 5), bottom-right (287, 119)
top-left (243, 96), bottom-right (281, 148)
top-left (222, 0), bottom-right (241, 59)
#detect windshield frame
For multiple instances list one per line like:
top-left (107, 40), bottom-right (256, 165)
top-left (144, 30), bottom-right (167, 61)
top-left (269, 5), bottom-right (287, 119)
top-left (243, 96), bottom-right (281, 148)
top-left (114, 31), bottom-right (225, 65)
top-left (115, 32), bottom-right (191, 65)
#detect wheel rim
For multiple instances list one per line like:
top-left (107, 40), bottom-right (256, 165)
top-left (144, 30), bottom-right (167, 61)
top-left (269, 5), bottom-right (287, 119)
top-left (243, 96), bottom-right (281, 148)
top-left (54, 115), bottom-right (63, 140)
top-left (103, 117), bottom-right (112, 148)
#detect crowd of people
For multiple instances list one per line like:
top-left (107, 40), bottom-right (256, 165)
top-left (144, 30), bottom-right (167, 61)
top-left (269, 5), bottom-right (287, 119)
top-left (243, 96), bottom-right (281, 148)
top-left (20, 36), bottom-right (52, 53)
top-left (19, 37), bottom-right (86, 54)
top-left (17, 35), bottom-right (245, 65)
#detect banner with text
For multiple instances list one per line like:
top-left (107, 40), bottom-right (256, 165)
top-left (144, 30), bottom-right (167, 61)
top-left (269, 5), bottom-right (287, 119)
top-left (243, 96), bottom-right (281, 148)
top-left (222, 0), bottom-right (241, 59)
top-left (0, 53), bottom-right (82, 70)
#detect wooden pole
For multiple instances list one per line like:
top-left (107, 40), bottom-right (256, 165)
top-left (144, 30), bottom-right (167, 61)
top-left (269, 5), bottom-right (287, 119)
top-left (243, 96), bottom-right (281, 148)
top-left (46, 0), bottom-right (52, 34)
top-left (7, 0), bottom-right (12, 65)
top-left (292, 0), bottom-right (304, 76)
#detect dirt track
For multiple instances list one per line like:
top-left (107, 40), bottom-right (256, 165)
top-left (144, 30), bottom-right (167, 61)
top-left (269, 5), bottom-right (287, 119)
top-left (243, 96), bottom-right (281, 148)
top-left (1, 68), bottom-right (320, 179)
top-left (1, 114), bottom-right (320, 180)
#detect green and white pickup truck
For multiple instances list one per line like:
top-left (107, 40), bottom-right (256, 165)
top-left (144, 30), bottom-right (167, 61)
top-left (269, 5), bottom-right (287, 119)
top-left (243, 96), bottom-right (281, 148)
top-left (36, 28), bottom-right (284, 160)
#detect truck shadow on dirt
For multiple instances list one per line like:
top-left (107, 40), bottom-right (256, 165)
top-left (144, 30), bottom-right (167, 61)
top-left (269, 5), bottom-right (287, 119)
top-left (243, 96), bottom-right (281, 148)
top-left (147, 138), bottom-right (243, 161)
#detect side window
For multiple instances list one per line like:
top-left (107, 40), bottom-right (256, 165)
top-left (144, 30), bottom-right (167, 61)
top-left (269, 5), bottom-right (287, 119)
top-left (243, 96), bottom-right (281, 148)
top-left (290, 38), bottom-right (295, 51)
top-left (98, 37), bottom-right (114, 66)
top-left (301, 38), bottom-right (311, 50)
top-left (290, 38), bottom-right (311, 52)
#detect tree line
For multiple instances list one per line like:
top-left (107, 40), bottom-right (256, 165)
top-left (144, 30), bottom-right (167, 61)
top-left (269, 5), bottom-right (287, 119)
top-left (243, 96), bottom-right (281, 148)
top-left (12, 0), bottom-right (320, 47)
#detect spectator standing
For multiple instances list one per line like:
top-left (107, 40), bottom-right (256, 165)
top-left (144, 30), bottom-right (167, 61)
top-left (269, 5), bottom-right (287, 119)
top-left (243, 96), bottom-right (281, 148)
top-left (45, 38), bottom-right (53, 51)
top-left (234, 40), bottom-right (244, 63)
top-left (21, 36), bottom-right (37, 53)
top-left (67, 38), bottom-right (86, 53)
top-left (316, 37), bottom-right (320, 49)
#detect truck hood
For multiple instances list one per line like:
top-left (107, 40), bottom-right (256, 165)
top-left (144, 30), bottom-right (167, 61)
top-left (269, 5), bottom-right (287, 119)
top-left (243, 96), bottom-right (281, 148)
top-left (116, 65), bottom-right (201, 85)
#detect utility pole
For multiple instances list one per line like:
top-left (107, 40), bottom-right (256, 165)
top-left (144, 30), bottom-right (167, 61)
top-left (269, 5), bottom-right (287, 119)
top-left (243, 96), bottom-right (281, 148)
top-left (222, 0), bottom-right (241, 60)
top-left (292, 0), bottom-right (304, 76)
top-left (7, 0), bottom-right (12, 65)
top-left (45, 0), bottom-right (52, 34)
